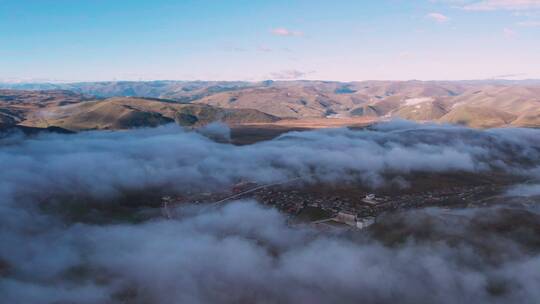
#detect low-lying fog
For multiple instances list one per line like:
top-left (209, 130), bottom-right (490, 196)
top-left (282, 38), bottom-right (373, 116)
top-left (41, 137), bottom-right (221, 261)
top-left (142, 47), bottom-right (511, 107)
top-left (1, 121), bottom-right (540, 304)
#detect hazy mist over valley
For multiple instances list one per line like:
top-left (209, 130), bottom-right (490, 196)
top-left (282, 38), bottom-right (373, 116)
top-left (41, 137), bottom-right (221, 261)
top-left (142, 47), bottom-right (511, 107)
top-left (2, 1), bottom-right (540, 303)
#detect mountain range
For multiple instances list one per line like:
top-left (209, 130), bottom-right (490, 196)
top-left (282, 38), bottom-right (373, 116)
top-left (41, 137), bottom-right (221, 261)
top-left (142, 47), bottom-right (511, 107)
top-left (1, 80), bottom-right (539, 131)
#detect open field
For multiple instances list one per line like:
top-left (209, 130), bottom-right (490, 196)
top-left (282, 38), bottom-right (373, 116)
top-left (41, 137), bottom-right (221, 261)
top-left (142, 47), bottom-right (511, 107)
top-left (236, 116), bottom-right (377, 129)
top-left (230, 117), bottom-right (378, 144)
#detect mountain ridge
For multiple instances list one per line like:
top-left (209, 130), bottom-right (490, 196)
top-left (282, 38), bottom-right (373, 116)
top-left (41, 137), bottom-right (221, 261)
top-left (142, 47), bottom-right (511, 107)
top-left (2, 80), bottom-right (539, 129)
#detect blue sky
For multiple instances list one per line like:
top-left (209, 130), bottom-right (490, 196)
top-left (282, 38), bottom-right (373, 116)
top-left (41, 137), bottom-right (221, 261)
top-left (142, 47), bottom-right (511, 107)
top-left (1, 0), bottom-right (539, 82)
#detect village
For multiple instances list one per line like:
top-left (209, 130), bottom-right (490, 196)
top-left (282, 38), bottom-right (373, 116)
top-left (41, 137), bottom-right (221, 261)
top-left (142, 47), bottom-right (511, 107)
top-left (161, 179), bottom-right (506, 230)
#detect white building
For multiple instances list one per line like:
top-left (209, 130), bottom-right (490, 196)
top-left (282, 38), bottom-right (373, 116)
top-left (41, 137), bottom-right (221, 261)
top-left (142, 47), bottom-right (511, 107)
top-left (362, 194), bottom-right (379, 205)
top-left (356, 217), bottom-right (376, 229)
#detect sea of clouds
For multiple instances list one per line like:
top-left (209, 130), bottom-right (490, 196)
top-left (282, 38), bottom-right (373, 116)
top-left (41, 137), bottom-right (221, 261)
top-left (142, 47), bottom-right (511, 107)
top-left (1, 121), bottom-right (540, 303)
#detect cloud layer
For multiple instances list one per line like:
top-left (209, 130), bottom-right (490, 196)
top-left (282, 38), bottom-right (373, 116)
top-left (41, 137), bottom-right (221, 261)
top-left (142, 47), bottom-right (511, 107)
top-left (3, 200), bottom-right (540, 304)
top-left (1, 122), bottom-right (540, 303)
top-left (2, 122), bottom-right (540, 202)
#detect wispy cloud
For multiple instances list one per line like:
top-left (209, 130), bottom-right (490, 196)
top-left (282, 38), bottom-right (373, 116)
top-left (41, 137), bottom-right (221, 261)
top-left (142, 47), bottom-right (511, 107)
top-left (426, 12), bottom-right (450, 23)
top-left (490, 72), bottom-right (528, 78)
top-left (270, 27), bottom-right (304, 37)
top-left (463, 0), bottom-right (540, 11)
top-left (222, 44), bottom-right (246, 52)
top-left (257, 45), bottom-right (272, 52)
top-left (517, 20), bottom-right (540, 26)
top-left (398, 51), bottom-right (415, 60)
top-left (503, 27), bottom-right (517, 38)
top-left (267, 69), bottom-right (310, 80)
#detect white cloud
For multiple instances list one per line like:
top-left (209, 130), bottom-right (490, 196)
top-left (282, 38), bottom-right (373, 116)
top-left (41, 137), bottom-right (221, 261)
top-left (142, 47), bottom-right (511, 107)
top-left (426, 12), bottom-right (450, 23)
top-left (503, 27), bottom-right (517, 37)
top-left (398, 51), bottom-right (415, 60)
top-left (517, 20), bottom-right (540, 26)
top-left (463, 0), bottom-right (540, 11)
top-left (222, 43), bottom-right (246, 52)
top-left (270, 27), bottom-right (304, 37)
top-left (490, 72), bottom-right (528, 78)
top-left (267, 69), bottom-right (310, 80)
top-left (257, 45), bottom-right (272, 52)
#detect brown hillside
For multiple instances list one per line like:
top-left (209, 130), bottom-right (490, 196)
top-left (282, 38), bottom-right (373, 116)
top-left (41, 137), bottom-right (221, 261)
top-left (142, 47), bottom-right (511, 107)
top-left (439, 105), bottom-right (517, 128)
top-left (20, 97), bottom-right (280, 131)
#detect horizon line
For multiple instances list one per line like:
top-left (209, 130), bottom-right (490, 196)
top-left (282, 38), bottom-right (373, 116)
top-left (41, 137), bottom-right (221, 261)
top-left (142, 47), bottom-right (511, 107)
top-left (2, 78), bottom-right (540, 85)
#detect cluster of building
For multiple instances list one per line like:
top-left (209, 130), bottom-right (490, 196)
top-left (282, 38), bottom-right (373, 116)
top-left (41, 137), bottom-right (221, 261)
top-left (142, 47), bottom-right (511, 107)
top-left (253, 188), bottom-right (388, 229)
top-left (160, 180), bottom-right (503, 231)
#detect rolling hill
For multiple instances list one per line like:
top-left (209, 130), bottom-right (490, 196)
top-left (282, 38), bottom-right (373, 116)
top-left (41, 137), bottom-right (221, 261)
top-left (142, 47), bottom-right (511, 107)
top-left (190, 81), bottom-right (540, 127)
top-left (0, 89), bottom-right (92, 127)
top-left (439, 105), bottom-right (517, 129)
top-left (17, 97), bottom-right (279, 131)
top-left (2, 80), bottom-right (540, 129)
